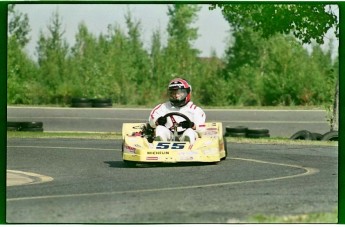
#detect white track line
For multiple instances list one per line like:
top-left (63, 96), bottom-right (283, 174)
top-left (7, 157), bottom-right (318, 202)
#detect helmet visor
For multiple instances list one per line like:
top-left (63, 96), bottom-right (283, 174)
top-left (168, 88), bottom-right (187, 101)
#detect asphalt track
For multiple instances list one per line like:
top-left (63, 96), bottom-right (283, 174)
top-left (7, 106), bottom-right (331, 137)
top-left (6, 138), bottom-right (338, 223)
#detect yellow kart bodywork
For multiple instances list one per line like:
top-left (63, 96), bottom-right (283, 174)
top-left (122, 122), bottom-right (227, 165)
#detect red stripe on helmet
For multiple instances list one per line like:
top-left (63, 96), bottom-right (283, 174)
top-left (178, 79), bottom-right (189, 88)
top-left (170, 78), bottom-right (190, 89)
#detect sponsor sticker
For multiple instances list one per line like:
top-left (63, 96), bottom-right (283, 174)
top-left (203, 148), bottom-right (218, 155)
top-left (179, 156), bottom-right (194, 161)
top-left (204, 130), bottom-right (218, 135)
top-left (125, 145), bottom-right (136, 153)
top-left (178, 151), bottom-right (198, 161)
top-left (147, 151), bottom-right (170, 155)
top-left (203, 141), bottom-right (213, 146)
top-left (178, 151), bottom-right (198, 156)
top-left (127, 137), bottom-right (140, 143)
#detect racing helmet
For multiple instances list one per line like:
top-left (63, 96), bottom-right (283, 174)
top-left (168, 78), bottom-right (192, 107)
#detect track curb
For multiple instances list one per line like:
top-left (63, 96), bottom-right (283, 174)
top-left (7, 170), bottom-right (53, 186)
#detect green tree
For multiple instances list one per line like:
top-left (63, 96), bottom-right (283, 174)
top-left (258, 35), bottom-right (324, 106)
top-left (197, 54), bottom-right (228, 106)
top-left (8, 4), bottom-right (31, 47)
top-left (220, 25), bottom-right (335, 106)
top-left (164, 4), bottom-right (201, 77)
top-left (147, 28), bottom-right (169, 104)
top-left (7, 5), bottom-right (39, 104)
top-left (36, 10), bottom-right (70, 104)
top-left (70, 22), bottom-right (101, 98)
top-left (124, 11), bottom-right (151, 105)
top-left (211, 3), bottom-right (339, 129)
top-left (211, 4), bottom-right (339, 44)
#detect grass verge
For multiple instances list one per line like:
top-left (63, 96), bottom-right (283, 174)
top-left (226, 137), bottom-right (338, 146)
top-left (246, 209), bottom-right (338, 223)
top-left (7, 131), bottom-right (122, 140)
top-left (7, 131), bottom-right (338, 146)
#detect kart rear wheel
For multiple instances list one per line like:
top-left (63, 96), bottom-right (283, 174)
top-left (221, 136), bottom-right (228, 160)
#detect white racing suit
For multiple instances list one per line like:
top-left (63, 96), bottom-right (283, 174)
top-left (148, 101), bottom-right (206, 144)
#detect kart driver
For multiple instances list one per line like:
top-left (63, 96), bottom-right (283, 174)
top-left (148, 78), bottom-right (206, 145)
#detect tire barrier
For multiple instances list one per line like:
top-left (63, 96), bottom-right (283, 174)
top-left (246, 128), bottom-right (270, 138)
top-left (92, 98), bottom-right (112, 108)
top-left (71, 97), bottom-right (112, 108)
top-left (7, 121), bottom-right (44, 132)
top-left (225, 126), bottom-right (270, 138)
top-left (71, 98), bottom-right (93, 108)
top-left (321, 131), bottom-right (338, 141)
top-left (290, 130), bottom-right (338, 141)
top-left (311, 132), bottom-right (323, 141)
top-left (225, 126), bottom-right (247, 137)
top-left (290, 130), bottom-right (314, 140)
top-left (7, 122), bottom-right (21, 131)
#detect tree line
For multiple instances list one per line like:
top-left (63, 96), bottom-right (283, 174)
top-left (8, 4), bottom-right (338, 109)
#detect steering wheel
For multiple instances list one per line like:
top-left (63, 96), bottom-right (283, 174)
top-left (161, 112), bottom-right (192, 141)
top-left (162, 112), bottom-right (192, 127)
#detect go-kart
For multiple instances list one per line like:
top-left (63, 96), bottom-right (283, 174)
top-left (121, 112), bottom-right (228, 167)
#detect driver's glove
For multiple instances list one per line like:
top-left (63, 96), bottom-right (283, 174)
top-left (156, 116), bottom-right (167, 126)
top-left (179, 121), bottom-right (195, 129)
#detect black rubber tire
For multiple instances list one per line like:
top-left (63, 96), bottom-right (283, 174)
top-left (221, 136), bottom-right (228, 160)
top-left (321, 131), bottom-right (338, 141)
top-left (92, 98), bottom-right (112, 103)
top-left (92, 102), bottom-right (112, 108)
top-left (71, 97), bottom-right (91, 103)
top-left (226, 126), bottom-right (248, 133)
top-left (7, 122), bottom-right (21, 127)
top-left (20, 121), bottom-right (43, 128)
top-left (71, 97), bottom-right (93, 107)
top-left (226, 132), bottom-right (246, 137)
top-left (122, 141), bottom-right (136, 167)
top-left (20, 127), bottom-right (44, 132)
top-left (246, 128), bottom-right (269, 134)
top-left (71, 102), bottom-right (93, 108)
top-left (7, 127), bottom-right (19, 131)
top-left (123, 160), bottom-right (137, 168)
top-left (311, 132), bottom-right (323, 141)
top-left (290, 130), bottom-right (314, 140)
top-left (246, 133), bottom-right (270, 138)
top-left (7, 122), bottom-right (21, 131)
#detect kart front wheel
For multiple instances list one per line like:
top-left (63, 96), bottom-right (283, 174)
top-left (123, 160), bottom-right (137, 168)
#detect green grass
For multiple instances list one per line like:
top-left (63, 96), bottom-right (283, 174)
top-left (226, 136), bottom-right (338, 146)
top-left (8, 104), bottom-right (327, 110)
top-left (7, 131), bottom-right (338, 147)
top-left (247, 209), bottom-right (338, 223)
top-left (7, 131), bottom-right (122, 140)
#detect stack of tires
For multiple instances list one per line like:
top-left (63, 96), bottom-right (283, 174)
top-left (71, 98), bottom-right (93, 108)
top-left (92, 98), bottom-right (112, 108)
top-left (290, 130), bottom-right (338, 141)
top-left (225, 126), bottom-right (270, 138)
top-left (71, 97), bottom-right (112, 108)
top-left (7, 121), bottom-right (44, 132)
